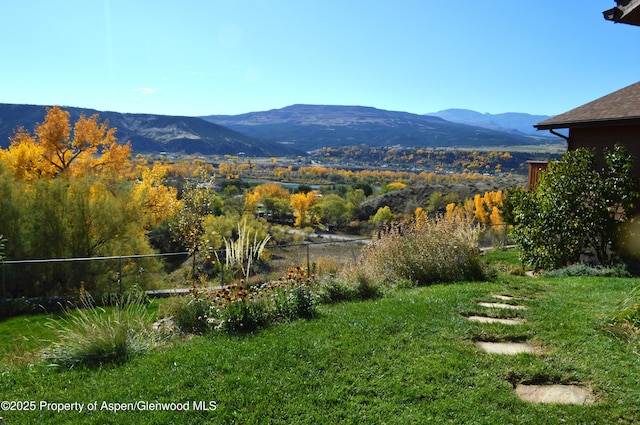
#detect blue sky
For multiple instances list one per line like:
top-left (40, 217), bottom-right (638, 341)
top-left (0, 1), bottom-right (638, 117)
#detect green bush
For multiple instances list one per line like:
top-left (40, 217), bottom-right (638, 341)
top-left (290, 284), bottom-right (317, 319)
top-left (220, 299), bottom-right (270, 334)
top-left (318, 278), bottom-right (355, 304)
top-left (272, 286), bottom-right (317, 322)
top-left (394, 278), bottom-right (416, 289)
top-left (354, 215), bottom-right (484, 286)
top-left (542, 263), bottom-right (630, 278)
top-left (503, 145), bottom-right (639, 270)
top-left (353, 274), bottom-right (384, 301)
top-left (162, 297), bottom-right (212, 335)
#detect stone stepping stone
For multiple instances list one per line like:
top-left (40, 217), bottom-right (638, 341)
top-left (515, 384), bottom-right (595, 405)
top-left (478, 302), bottom-right (527, 310)
top-left (492, 294), bottom-right (518, 301)
top-left (465, 315), bottom-right (524, 325)
top-left (475, 341), bottom-right (538, 355)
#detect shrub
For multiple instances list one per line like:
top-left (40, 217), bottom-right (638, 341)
top-left (318, 278), bottom-right (356, 304)
top-left (394, 278), bottom-right (416, 289)
top-left (290, 284), bottom-right (317, 319)
top-left (542, 263), bottom-right (630, 278)
top-left (220, 299), bottom-right (270, 334)
top-left (160, 297), bottom-right (212, 335)
top-left (503, 145), bottom-right (639, 270)
top-left (353, 274), bottom-right (384, 301)
top-left (355, 215), bottom-right (484, 286)
top-left (42, 295), bottom-right (164, 368)
top-left (161, 265), bottom-right (321, 336)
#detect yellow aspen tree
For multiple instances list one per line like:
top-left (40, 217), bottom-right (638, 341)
top-left (464, 198), bottom-right (476, 217)
top-left (495, 189), bottom-right (504, 206)
top-left (386, 181), bottom-right (407, 190)
top-left (290, 191), bottom-right (317, 227)
top-left (489, 206), bottom-right (504, 230)
top-left (246, 183), bottom-right (290, 207)
top-left (133, 163), bottom-right (180, 228)
top-left (483, 191), bottom-right (495, 209)
top-left (474, 194), bottom-right (489, 224)
top-left (0, 128), bottom-right (46, 181)
top-left (445, 203), bottom-right (456, 222)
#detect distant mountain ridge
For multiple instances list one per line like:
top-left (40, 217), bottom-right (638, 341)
top-left (0, 103), bottom-right (559, 157)
top-left (427, 108), bottom-right (552, 136)
top-left (203, 104), bottom-right (556, 151)
top-left (0, 104), bottom-right (304, 157)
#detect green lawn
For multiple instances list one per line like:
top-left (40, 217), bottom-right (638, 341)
top-left (1, 266), bottom-right (640, 424)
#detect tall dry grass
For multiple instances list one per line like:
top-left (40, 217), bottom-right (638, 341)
top-left (354, 214), bottom-right (484, 286)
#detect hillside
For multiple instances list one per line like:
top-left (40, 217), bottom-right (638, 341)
top-left (0, 104), bottom-right (304, 157)
top-left (357, 175), bottom-right (526, 220)
top-left (202, 104), bottom-right (555, 151)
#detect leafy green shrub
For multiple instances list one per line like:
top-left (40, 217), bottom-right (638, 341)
top-left (272, 286), bottom-right (317, 322)
top-left (160, 297), bottom-right (212, 335)
top-left (290, 284), bottom-right (317, 319)
top-left (355, 215), bottom-right (484, 286)
top-left (318, 278), bottom-right (356, 304)
top-left (503, 145), bottom-right (639, 271)
top-left (220, 299), bottom-right (269, 334)
top-left (353, 274), bottom-right (384, 301)
top-left (394, 278), bottom-right (416, 289)
top-left (42, 296), bottom-right (164, 368)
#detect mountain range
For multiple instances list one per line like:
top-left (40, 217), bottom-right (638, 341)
top-left (0, 103), bottom-right (559, 156)
top-left (427, 109), bottom-right (552, 136)
top-left (0, 104), bottom-right (303, 157)
top-left (203, 105), bottom-right (556, 151)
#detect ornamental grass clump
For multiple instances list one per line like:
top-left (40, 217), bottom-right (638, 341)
top-left (42, 294), bottom-right (164, 368)
top-left (600, 287), bottom-right (640, 346)
top-left (356, 214), bottom-right (484, 286)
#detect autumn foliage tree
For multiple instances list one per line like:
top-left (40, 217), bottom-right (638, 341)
top-left (290, 191), bottom-right (317, 227)
top-left (0, 107), bottom-right (175, 297)
top-left (1, 106), bottom-right (131, 179)
top-left (245, 183), bottom-right (292, 222)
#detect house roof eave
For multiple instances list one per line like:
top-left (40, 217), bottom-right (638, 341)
top-left (535, 117), bottom-right (640, 131)
top-left (604, 0), bottom-right (640, 26)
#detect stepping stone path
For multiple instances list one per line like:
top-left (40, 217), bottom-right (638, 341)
top-left (466, 316), bottom-right (524, 325)
top-left (475, 341), bottom-right (538, 355)
top-left (491, 294), bottom-right (519, 301)
top-left (465, 294), bottom-right (596, 405)
top-left (515, 384), bottom-right (595, 405)
top-left (477, 302), bottom-right (527, 310)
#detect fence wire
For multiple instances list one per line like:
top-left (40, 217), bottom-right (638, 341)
top-left (1, 239), bottom-right (370, 303)
top-left (1, 224), bottom-right (510, 309)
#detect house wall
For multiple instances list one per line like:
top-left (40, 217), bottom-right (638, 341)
top-left (568, 125), bottom-right (640, 178)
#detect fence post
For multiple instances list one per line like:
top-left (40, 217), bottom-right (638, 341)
top-left (306, 243), bottom-right (311, 279)
top-left (118, 256), bottom-right (123, 295)
top-left (1, 261), bottom-right (5, 302)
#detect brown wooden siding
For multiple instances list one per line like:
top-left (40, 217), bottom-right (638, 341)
top-left (568, 125), bottom-right (640, 179)
top-left (527, 161), bottom-right (548, 190)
